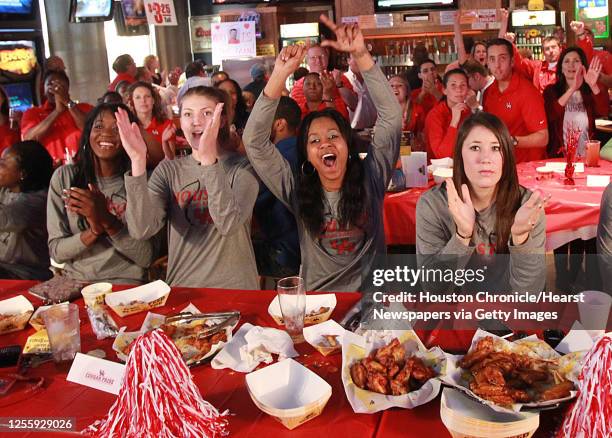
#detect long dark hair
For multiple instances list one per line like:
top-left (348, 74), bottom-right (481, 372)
top-left (72, 103), bottom-right (136, 230)
top-left (215, 78), bottom-right (249, 130)
top-left (0, 86), bottom-right (9, 118)
top-left (296, 109), bottom-right (367, 235)
top-left (452, 112), bottom-right (521, 253)
top-left (8, 140), bottom-right (53, 192)
top-left (553, 47), bottom-right (592, 98)
top-left (126, 81), bottom-right (167, 123)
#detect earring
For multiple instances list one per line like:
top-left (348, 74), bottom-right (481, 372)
top-left (301, 161), bottom-right (316, 176)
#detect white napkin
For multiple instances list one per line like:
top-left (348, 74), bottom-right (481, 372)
top-left (211, 324), bottom-right (298, 373)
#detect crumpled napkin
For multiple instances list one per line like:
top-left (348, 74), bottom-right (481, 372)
top-left (211, 324), bottom-right (298, 373)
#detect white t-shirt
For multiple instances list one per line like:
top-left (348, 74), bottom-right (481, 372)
top-left (563, 91), bottom-right (590, 157)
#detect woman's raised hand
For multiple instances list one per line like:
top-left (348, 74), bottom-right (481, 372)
top-left (116, 107), bottom-right (148, 176)
top-left (320, 14), bottom-right (367, 56)
top-left (161, 123), bottom-right (176, 160)
top-left (273, 45), bottom-right (308, 80)
top-left (584, 56), bottom-right (602, 89)
top-left (193, 102), bottom-right (223, 166)
top-left (446, 178), bottom-right (475, 241)
top-left (510, 190), bottom-right (549, 245)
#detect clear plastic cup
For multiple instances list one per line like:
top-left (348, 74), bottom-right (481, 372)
top-left (277, 276), bottom-right (305, 342)
top-left (42, 303), bottom-right (81, 362)
top-left (578, 290), bottom-right (611, 337)
top-left (586, 140), bottom-right (600, 167)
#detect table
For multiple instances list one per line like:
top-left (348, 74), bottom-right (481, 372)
top-left (0, 281), bottom-right (569, 437)
top-left (383, 159), bottom-right (612, 251)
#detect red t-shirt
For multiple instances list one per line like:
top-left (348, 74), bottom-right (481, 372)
top-left (424, 100), bottom-right (471, 160)
top-left (410, 81), bottom-right (444, 115)
top-left (144, 118), bottom-right (173, 144)
top-left (108, 73), bottom-right (136, 92)
top-left (21, 101), bottom-right (93, 162)
top-left (402, 100), bottom-right (426, 135)
top-left (290, 74), bottom-right (354, 111)
top-left (483, 72), bottom-right (548, 163)
top-left (0, 124), bottom-right (19, 154)
top-left (298, 96), bottom-right (350, 121)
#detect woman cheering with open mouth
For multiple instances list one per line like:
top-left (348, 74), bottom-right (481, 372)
top-left (243, 15), bottom-right (402, 291)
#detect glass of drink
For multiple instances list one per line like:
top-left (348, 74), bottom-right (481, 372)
top-left (42, 303), bottom-right (81, 362)
top-left (277, 276), bottom-right (305, 342)
top-left (586, 140), bottom-right (600, 167)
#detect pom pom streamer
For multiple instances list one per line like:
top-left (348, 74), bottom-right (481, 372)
top-left (558, 334), bottom-right (611, 438)
top-left (84, 329), bottom-right (229, 437)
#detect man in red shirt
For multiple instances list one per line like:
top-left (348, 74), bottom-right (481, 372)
top-left (483, 39), bottom-right (548, 163)
top-left (511, 21), bottom-right (593, 93)
top-left (411, 59), bottom-right (444, 115)
top-left (290, 45), bottom-right (356, 114)
top-left (21, 70), bottom-right (92, 164)
top-left (108, 54), bottom-right (137, 92)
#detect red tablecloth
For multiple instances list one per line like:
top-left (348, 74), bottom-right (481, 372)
top-left (383, 159), bottom-right (612, 246)
top-left (0, 281), bottom-right (568, 437)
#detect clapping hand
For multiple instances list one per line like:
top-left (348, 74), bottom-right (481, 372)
top-left (319, 70), bottom-right (336, 97)
top-left (584, 56), bottom-right (602, 89)
top-left (193, 102), bottom-right (223, 166)
top-left (446, 178), bottom-right (475, 240)
top-left (63, 184), bottom-right (113, 235)
top-left (116, 107), bottom-right (148, 176)
top-left (510, 190), bottom-right (550, 245)
top-left (570, 21), bottom-right (585, 35)
top-left (161, 123), bottom-right (176, 160)
top-left (320, 14), bottom-right (367, 56)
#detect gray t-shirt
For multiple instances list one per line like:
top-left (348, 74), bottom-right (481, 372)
top-left (243, 63), bottom-right (402, 291)
top-left (0, 188), bottom-right (50, 279)
top-left (47, 165), bottom-right (154, 284)
top-left (416, 183), bottom-right (546, 292)
top-left (124, 154), bottom-right (259, 289)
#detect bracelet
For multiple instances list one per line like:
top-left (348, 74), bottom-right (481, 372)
top-left (456, 228), bottom-right (472, 240)
top-left (90, 228), bottom-right (102, 237)
top-left (322, 98), bottom-right (334, 103)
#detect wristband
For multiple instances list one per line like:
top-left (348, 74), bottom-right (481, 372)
top-left (90, 228), bottom-right (102, 237)
top-left (456, 228), bottom-right (472, 240)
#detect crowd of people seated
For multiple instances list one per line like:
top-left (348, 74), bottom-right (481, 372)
top-left (0, 11), bottom-right (609, 293)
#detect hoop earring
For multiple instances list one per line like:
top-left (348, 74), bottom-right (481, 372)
top-left (301, 161), bottom-right (316, 176)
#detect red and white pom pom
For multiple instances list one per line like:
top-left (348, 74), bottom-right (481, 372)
top-left (558, 333), bottom-right (611, 438)
top-left (84, 329), bottom-right (229, 437)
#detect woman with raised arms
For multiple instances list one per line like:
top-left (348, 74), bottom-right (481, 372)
top-left (116, 86), bottom-right (259, 289)
top-left (243, 15), bottom-right (402, 291)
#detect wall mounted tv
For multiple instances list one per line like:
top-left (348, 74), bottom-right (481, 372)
top-left (69, 0), bottom-right (114, 23)
top-left (375, 0), bottom-right (458, 11)
top-left (0, 0), bottom-right (35, 19)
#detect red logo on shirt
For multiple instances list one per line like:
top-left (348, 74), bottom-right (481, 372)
top-left (174, 180), bottom-right (213, 226)
top-left (318, 216), bottom-right (366, 257)
top-left (107, 194), bottom-right (127, 220)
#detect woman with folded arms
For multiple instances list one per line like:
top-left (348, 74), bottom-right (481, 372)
top-left (0, 141), bottom-right (53, 280)
top-left (47, 103), bottom-right (155, 284)
top-left (416, 112), bottom-right (547, 292)
top-left (243, 16), bottom-right (402, 291)
top-left (117, 86), bottom-right (259, 289)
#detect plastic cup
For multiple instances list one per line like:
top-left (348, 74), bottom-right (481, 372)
top-left (42, 303), bottom-right (81, 362)
top-left (81, 282), bottom-right (112, 308)
top-left (578, 290), bottom-right (611, 336)
top-left (277, 276), bottom-right (305, 342)
top-left (585, 140), bottom-right (600, 167)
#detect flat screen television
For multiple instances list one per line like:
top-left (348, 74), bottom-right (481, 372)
top-left (4, 82), bottom-right (34, 112)
top-left (375, 0), bottom-right (458, 11)
top-left (0, 0), bottom-right (35, 19)
top-left (69, 0), bottom-right (114, 23)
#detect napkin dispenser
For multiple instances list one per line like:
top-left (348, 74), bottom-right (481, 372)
top-left (402, 151), bottom-right (428, 188)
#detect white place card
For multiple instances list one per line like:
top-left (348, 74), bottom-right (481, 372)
top-left (586, 175), bottom-right (610, 187)
top-left (67, 353), bottom-right (125, 395)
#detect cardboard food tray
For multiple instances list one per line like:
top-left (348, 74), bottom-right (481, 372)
top-left (341, 329), bottom-right (447, 413)
top-left (303, 319), bottom-right (346, 356)
top-left (0, 295), bottom-right (34, 334)
top-left (440, 329), bottom-right (582, 413)
top-left (268, 294), bottom-right (336, 326)
top-left (105, 280), bottom-right (171, 317)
